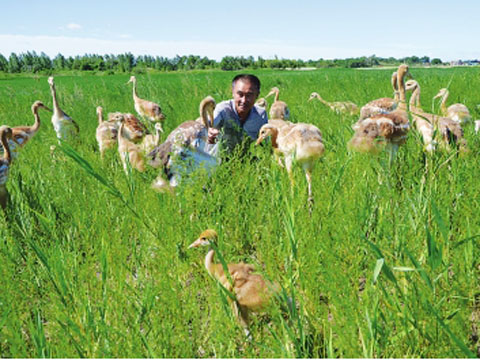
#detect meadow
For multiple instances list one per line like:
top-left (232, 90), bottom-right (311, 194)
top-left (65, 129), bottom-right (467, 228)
top-left (0, 66), bottom-right (479, 358)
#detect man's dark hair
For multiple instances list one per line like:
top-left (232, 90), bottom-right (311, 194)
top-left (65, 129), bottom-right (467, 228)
top-left (232, 74), bottom-right (261, 94)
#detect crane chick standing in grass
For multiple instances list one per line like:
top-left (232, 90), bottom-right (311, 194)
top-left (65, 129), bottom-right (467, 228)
top-left (127, 76), bottom-right (166, 129)
top-left (48, 76), bottom-right (79, 141)
top-left (0, 101), bottom-right (51, 160)
top-left (256, 122), bottom-right (325, 206)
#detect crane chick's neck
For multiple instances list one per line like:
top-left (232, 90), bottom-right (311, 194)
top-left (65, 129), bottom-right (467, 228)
top-left (204, 248), bottom-right (217, 276)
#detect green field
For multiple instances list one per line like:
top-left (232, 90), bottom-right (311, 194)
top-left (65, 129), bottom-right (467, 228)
top-left (0, 67), bottom-right (479, 358)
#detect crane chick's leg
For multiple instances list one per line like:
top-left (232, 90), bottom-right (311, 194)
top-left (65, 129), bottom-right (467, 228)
top-left (305, 169), bottom-right (314, 207)
top-left (284, 156), bottom-right (294, 188)
top-left (232, 301), bottom-right (251, 338)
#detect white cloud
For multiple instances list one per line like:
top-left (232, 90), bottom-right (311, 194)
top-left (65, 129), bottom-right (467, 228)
top-left (119, 34), bottom-right (133, 39)
top-left (0, 34), bottom-right (475, 61)
top-left (66, 23), bottom-right (82, 30)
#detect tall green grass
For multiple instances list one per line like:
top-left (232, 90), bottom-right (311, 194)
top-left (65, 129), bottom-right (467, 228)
top-left (0, 67), bottom-right (479, 357)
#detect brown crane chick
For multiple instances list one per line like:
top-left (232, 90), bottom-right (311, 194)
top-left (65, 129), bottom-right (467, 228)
top-left (357, 71), bottom-right (400, 123)
top-left (348, 119), bottom-right (390, 154)
top-left (127, 76), bottom-right (166, 129)
top-left (188, 229), bottom-right (279, 335)
top-left (117, 122), bottom-right (146, 173)
top-left (308, 92), bottom-right (359, 116)
top-left (1, 101), bottom-right (52, 159)
top-left (108, 112), bottom-right (147, 143)
top-left (0, 126), bottom-right (14, 210)
top-left (433, 88), bottom-right (471, 125)
top-left (351, 64), bottom-right (411, 157)
top-left (404, 81), bottom-right (466, 152)
top-left (408, 106), bottom-right (467, 153)
top-left (95, 106), bottom-right (119, 158)
top-left (256, 122), bottom-right (325, 205)
top-left (48, 76), bottom-right (80, 141)
top-left (265, 87), bottom-right (290, 120)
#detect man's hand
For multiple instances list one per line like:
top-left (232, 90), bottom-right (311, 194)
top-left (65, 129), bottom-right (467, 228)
top-left (208, 127), bottom-right (219, 144)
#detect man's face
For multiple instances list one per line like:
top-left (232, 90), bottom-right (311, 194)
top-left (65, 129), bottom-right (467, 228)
top-left (232, 79), bottom-right (258, 120)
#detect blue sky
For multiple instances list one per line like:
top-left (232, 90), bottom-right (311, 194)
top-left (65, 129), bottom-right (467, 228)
top-left (1, 0), bottom-right (478, 61)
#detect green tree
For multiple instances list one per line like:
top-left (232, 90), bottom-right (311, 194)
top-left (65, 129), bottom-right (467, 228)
top-left (53, 54), bottom-right (66, 70)
top-left (0, 54), bottom-right (7, 72)
top-left (8, 53), bottom-right (22, 73)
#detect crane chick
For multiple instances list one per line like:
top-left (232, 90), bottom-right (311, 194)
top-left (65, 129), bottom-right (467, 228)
top-left (265, 87), bottom-right (290, 120)
top-left (127, 75), bottom-right (166, 129)
top-left (256, 122), bottom-right (325, 205)
top-left (1, 101), bottom-right (51, 159)
top-left (95, 106), bottom-right (119, 158)
top-left (48, 76), bottom-right (79, 141)
top-left (189, 229), bottom-right (279, 335)
top-left (308, 92), bottom-right (359, 116)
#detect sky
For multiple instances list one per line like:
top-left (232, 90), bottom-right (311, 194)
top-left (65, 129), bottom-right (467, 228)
top-left (1, 0), bottom-right (479, 61)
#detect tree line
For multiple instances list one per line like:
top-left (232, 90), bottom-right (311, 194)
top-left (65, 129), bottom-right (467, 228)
top-left (0, 51), bottom-right (444, 74)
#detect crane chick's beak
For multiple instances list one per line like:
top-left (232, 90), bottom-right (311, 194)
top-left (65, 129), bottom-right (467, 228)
top-left (188, 238), bottom-right (205, 249)
top-left (43, 105), bottom-right (53, 112)
top-left (255, 136), bottom-right (264, 146)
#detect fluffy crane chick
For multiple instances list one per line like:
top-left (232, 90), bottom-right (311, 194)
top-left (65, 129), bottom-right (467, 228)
top-left (108, 112), bottom-right (147, 143)
top-left (348, 119), bottom-right (390, 154)
top-left (127, 76), bottom-right (166, 129)
top-left (0, 101), bottom-right (51, 159)
top-left (351, 64), bottom-right (411, 157)
top-left (265, 87), bottom-right (290, 120)
top-left (357, 71), bottom-right (399, 122)
top-left (405, 82), bottom-right (466, 152)
top-left (433, 88), bottom-right (471, 125)
top-left (188, 229), bottom-right (279, 334)
top-left (256, 122), bottom-right (325, 204)
top-left (308, 92), bottom-right (359, 116)
top-left (117, 122), bottom-right (146, 173)
top-left (409, 109), bottom-right (467, 153)
top-left (95, 106), bottom-right (119, 158)
top-left (48, 76), bottom-right (80, 141)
